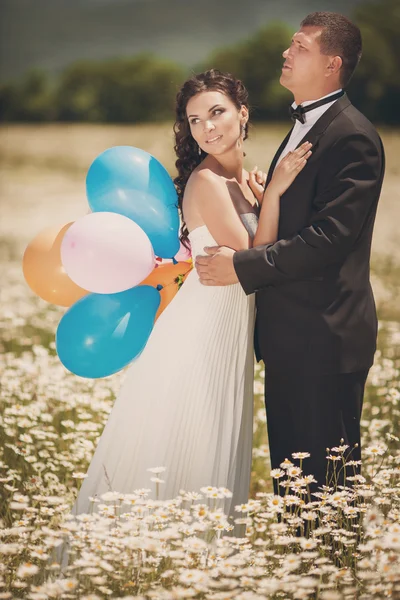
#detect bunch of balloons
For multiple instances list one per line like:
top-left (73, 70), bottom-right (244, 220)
top-left (23, 146), bottom-right (192, 379)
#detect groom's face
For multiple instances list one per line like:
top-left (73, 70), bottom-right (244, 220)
top-left (280, 26), bottom-right (330, 96)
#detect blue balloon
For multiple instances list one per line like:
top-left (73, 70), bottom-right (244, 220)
top-left (86, 146), bottom-right (180, 258)
top-left (56, 285), bottom-right (161, 379)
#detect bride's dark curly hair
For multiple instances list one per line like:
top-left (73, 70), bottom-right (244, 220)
top-left (173, 69), bottom-right (250, 249)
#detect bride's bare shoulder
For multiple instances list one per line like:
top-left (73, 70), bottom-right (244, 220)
top-left (185, 165), bottom-right (223, 196)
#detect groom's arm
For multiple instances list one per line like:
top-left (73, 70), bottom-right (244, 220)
top-left (233, 132), bottom-right (384, 295)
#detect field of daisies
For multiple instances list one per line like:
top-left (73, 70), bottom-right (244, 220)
top-left (1, 257), bottom-right (399, 600)
top-left (1, 124), bottom-right (400, 599)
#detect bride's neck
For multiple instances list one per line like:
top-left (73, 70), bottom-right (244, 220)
top-left (207, 149), bottom-right (244, 182)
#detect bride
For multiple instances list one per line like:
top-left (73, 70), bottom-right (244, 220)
top-left (72, 69), bottom-right (312, 523)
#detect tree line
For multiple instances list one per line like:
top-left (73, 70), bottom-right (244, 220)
top-left (0, 0), bottom-right (398, 125)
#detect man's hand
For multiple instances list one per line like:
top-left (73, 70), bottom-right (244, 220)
top-left (195, 246), bottom-right (238, 286)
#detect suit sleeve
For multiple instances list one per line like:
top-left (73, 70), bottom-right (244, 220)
top-left (233, 132), bottom-right (384, 294)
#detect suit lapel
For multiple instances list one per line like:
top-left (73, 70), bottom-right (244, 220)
top-left (294, 93), bottom-right (352, 153)
top-left (265, 94), bottom-right (352, 186)
top-left (265, 126), bottom-right (293, 186)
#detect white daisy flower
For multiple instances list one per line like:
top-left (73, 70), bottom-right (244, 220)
top-left (292, 452), bottom-right (311, 460)
top-left (364, 443), bottom-right (387, 456)
top-left (16, 562), bottom-right (39, 578)
top-left (147, 466), bottom-right (167, 474)
top-left (270, 468), bottom-right (285, 479)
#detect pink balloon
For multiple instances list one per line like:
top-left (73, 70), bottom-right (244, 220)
top-left (174, 241), bottom-right (192, 262)
top-left (61, 212), bottom-right (155, 293)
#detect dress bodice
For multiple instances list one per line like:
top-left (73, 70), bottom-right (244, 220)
top-left (187, 225), bottom-right (218, 259)
top-left (240, 212), bottom-right (259, 238)
top-left (188, 213), bottom-right (258, 259)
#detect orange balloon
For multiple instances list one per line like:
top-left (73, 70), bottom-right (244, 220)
top-left (22, 222), bottom-right (89, 307)
top-left (141, 261), bottom-right (192, 320)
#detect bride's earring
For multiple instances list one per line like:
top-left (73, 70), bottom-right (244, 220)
top-left (198, 144), bottom-right (202, 156)
top-left (242, 124), bottom-right (246, 139)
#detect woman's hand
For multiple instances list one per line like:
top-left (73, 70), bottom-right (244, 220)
top-left (269, 141), bottom-right (312, 197)
top-left (248, 167), bottom-right (267, 205)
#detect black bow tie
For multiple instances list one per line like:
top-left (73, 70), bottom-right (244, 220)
top-left (289, 90), bottom-right (345, 124)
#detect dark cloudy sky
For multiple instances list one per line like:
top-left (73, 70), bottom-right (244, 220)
top-left (0, 0), bottom-right (365, 82)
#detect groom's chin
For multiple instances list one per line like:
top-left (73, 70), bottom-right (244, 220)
top-left (279, 73), bottom-right (293, 93)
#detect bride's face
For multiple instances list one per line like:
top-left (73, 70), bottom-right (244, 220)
top-left (186, 90), bottom-right (247, 156)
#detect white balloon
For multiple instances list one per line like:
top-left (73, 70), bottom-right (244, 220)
top-left (61, 212), bottom-right (155, 293)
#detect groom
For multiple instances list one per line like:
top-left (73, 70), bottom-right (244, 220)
top-left (195, 12), bottom-right (385, 494)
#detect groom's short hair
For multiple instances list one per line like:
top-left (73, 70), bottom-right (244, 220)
top-left (301, 12), bottom-right (362, 87)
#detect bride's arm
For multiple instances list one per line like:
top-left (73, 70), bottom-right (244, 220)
top-left (252, 185), bottom-right (281, 247)
top-left (252, 142), bottom-right (312, 247)
top-left (184, 169), bottom-right (252, 251)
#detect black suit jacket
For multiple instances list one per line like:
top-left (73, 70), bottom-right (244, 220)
top-left (233, 94), bottom-right (385, 375)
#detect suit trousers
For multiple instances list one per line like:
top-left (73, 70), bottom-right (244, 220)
top-left (264, 369), bottom-right (369, 496)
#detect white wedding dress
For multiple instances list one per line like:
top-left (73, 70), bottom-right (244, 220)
top-left (72, 216), bottom-right (257, 521)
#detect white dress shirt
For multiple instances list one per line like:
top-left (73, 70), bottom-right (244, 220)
top-left (275, 89), bottom-right (343, 168)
